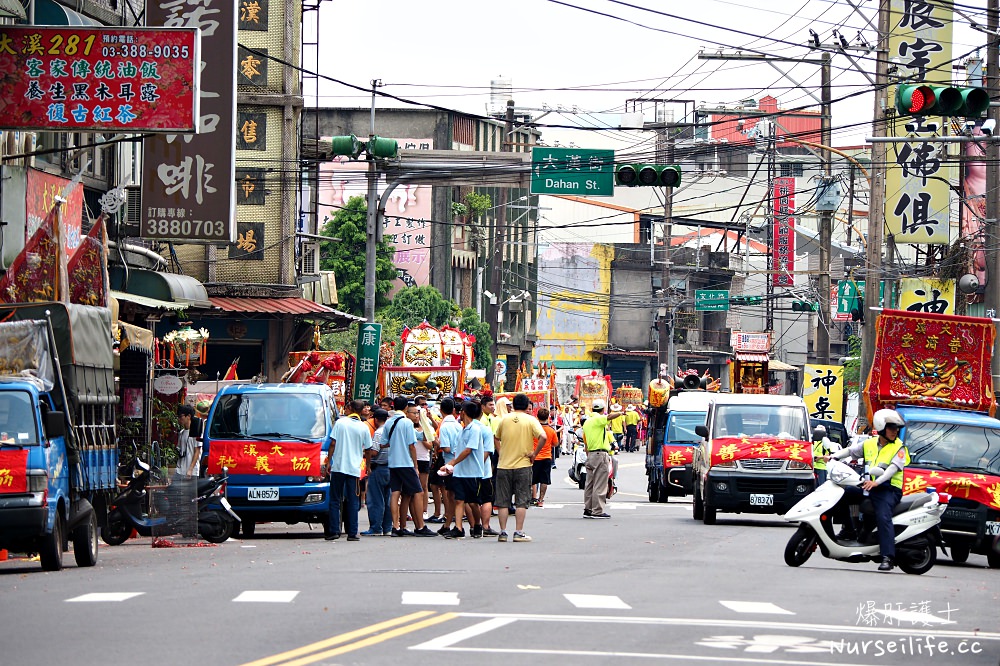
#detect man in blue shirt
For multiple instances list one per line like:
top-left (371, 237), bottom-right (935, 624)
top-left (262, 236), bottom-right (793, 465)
top-left (361, 409), bottom-right (391, 536)
top-left (386, 396), bottom-right (437, 537)
top-left (326, 399), bottom-right (373, 541)
top-left (441, 401), bottom-right (485, 539)
top-left (435, 397), bottom-right (462, 535)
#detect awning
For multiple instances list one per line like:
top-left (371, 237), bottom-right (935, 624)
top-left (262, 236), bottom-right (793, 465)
top-left (0, 0), bottom-right (25, 20)
top-left (735, 352), bottom-right (769, 363)
top-left (110, 267), bottom-right (211, 307)
top-left (591, 349), bottom-right (658, 357)
top-left (116, 321), bottom-right (154, 354)
top-left (112, 290), bottom-right (188, 311)
top-left (209, 296), bottom-right (364, 321)
top-left (768, 360), bottom-right (799, 372)
top-left (35, 0), bottom-right (98, 24)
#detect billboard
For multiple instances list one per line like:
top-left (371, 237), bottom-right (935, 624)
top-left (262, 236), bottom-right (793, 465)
top-left (0, 26), bottom-right (199, 132)
top-left (771, 176), bottom-right (795, 287)
top-left (141, 0), bottom-right (236, 243)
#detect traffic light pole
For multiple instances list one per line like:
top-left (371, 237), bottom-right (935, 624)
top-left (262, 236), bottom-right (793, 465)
top-left (816, 52), bottom-right (832, 365)
top-left (987, 0), bottom-right (1000, 387)
top-left (488, 100), bottom-right (515, 390)
top-left (364, 79), bottom-right (382, 323)
top-left (658, 131), bottom-right (675, 371)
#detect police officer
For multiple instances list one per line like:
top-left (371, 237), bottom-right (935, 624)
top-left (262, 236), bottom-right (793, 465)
top-left (811, 424), bottom-right (837, 485)
top-left (825, 409), bottom-right (909, 572)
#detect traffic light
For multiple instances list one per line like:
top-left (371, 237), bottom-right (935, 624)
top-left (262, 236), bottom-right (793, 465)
top-left (729, 295), bottom-right (763, 306)
top-left (366, 135), bottom-right (399, 159)
top-left (328, 134), bottom-right (399, 159)
top-left (791, 301), bottom-right (818, 312)
top-left (850, 298), bottom-right (864, 323)
top-left (895, 83), bottom-right (989, 118)
top-left (330, 134), bottom-right (363, 159)
top-left (615, 164), bottom-right (682, 187)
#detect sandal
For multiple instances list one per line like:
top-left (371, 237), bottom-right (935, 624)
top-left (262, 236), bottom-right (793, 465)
top-left (537, 500), bottom-right (544, 507)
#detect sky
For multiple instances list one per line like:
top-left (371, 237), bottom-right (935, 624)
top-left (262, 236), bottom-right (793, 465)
top-left (311, 0), bottom-right (992, 150)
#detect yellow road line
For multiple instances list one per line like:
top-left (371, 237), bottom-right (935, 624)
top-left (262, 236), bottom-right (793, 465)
top-left (241, 610), bottom-right (441, 666)
top-left (274, 613), bottom-right (459, 666)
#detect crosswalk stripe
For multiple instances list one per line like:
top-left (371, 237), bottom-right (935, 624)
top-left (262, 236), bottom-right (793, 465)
top-left (66, 592), bottom-right (144, 602)
top-left (234, 591), bottom-right (300, 603)
top-left (564, 594), bottom-right (631, 610)
top-left (720, 600), bottom-right (795, 615)
top-left (402, 591), bottom-right (460, 606)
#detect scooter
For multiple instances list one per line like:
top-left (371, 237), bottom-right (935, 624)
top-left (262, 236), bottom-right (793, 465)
top-left (567, 429), bottom-right (619, 491)
top-left (782, 459), bottom-right (947, 575)
top-left (102, 458), bottom-right (240, 545)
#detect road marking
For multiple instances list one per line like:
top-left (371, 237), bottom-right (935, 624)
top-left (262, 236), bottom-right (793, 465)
top-left (538, 503), bottom-right (565, 509)
top-left (609, 502), bottom-right (638, 510)
top-left (720, 601), bottom-right (794, 615)
top-left (564, 594), bottom-right (632, 610)
top-left (402, 591), bottom-right (460, 606)
top-left (234, 590), bottom-right (299, 603)
top-left (412, 617), bottom-right (517, 650)
top-left (875, 608), bottom-right (955, 625)
top-left (243, 611), bottom-right (458, 666)
top-left (66, 592), bottom-right (144, 602)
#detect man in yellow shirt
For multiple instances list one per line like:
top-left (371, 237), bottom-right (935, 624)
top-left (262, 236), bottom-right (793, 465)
top-left (623, 404), bottom-right (641, 452)
top-left (609, 404), bottom-right (625, 449)
top-left (494, 393), bottom-right (545, 542)
top-left (582, 399), bottom-right (624, 518)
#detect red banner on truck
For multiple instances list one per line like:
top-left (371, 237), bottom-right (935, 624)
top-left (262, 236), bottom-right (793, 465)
top-left (206, 440), bottom-right (321, 476)
top-left (709, 436), bottom-right (812, 468)
top-left (0, 450), bottom-right (28, 494)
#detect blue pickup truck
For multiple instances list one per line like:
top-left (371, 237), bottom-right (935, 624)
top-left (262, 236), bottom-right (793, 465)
top-left (203, 383), bottom-right (339, 536)
top-left (0, 303), bottom-right (117, 570)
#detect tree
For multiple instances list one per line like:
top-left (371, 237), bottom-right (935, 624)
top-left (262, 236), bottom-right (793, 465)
top-left (319, 196), bottom-right (396, 317)
top-left (321, 317), bottom-right (405, 364)
top-left (385, 285), bottom-right (457, 328)
top-left (843, 334), bottom-right (862, 394)
top-left (458, 308), bottom-right (492, 370)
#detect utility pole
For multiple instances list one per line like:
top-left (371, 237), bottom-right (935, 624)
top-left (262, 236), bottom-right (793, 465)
top-left (489, 100), bottom-right (515, 389)
top-left (662, 130), bottom-right (676, 372)
top-left (816, 52), bottom-right (832, 365)
top-left (364, 79), bottom-right (382, 323)
top-left (987, 0), bottom-right (1000, 386)
top-left (859, 0), bottom-right (890, 418)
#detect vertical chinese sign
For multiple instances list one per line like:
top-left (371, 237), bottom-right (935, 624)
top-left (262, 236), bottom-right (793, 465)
top-left (885, 0), bottom-right (953, 244)
top-left (897, 277), bottom-right (955, 315)
top-left (803, 364), bottom-right (844, 423)
top-left (142, 0), bottom-right (237, 243)
top-left (771, 176), bottom-right (795, 286)
top-left (354, 322), bottom-right (382, 402)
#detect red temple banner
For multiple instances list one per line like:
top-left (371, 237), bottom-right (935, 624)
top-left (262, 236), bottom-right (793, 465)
top-left (903, 469), bottom-right (1000, 510)
top-left (865, 310), bottom-right (996, 419)
top-left (68, 216), bottom-right (106, 306)
top-left (0, 450), bottom-right (28, 494)
top-left (206, 440), bottom-right (322, 476)
top-left (709, 436), bottom-right (813, 468)
top-left (662, 445), bottom-right (694, 468)
top-left (0, 208), bottom-right (58, 303)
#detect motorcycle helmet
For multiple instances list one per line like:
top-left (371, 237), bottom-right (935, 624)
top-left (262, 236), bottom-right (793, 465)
top-left (872, 408), bottom-right (905, 437)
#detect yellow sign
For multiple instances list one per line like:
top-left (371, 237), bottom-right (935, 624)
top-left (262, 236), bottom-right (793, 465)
top-left (803, 364), bottom-right (844, 423)
top-left (885, 0), bottom-right (953, 244)
top-left (897, 277), bottom-right (955, 315)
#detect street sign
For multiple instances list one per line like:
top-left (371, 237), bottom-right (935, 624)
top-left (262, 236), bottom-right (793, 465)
top-left (354, 322), bottom-right (382, 402)
top-left (530, 147), bottom-right (614, 196)
top-left (835, 281), bottom-right (886, 320)
top-left (695, 289), bottom-right (730, 311)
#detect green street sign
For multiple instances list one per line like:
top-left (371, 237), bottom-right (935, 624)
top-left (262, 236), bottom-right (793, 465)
top-left (695, 289), bottom-right (730, 311)
top-left (530, 147), bottom-right (614, 196)
top-left (835, 281), bottom-right (886, 320)
top-left (353, 322), bottom-right (382, 402)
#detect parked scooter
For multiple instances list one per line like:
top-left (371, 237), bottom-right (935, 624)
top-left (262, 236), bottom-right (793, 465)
top-left (782, 459), bottom-right (947, 575)
top-left (101, 458), bottom-right (240, 545)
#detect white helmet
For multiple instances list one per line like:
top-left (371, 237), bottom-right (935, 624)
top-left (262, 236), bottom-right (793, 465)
top-left (592, 399), bottom-right (606, 411)
top-left (872, 409), bottom-right (905, 433)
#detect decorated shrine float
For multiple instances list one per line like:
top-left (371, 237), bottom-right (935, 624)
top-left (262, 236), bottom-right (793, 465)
top-left (378, 321), bottom-right (471, 399)
top-left (495, 361), bottom-right (559, 415)
top-left (283, 349), bottom-right (355, 412)
top-left (575, 370), bottom-right (613, 413)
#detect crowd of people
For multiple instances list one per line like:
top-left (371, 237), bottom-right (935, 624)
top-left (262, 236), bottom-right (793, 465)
top-left (322, 392), bottom-right (650, 542)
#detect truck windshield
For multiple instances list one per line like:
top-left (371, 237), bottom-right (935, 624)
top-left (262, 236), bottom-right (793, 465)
top-left (713, 405), bottom-right (808, 440)
top-left (0, 391), bottom-right (38, 445)
top-left (905, 421), bottom-right (1000, 477)
top-left (666, 412), bottom-right (706, 443)
top-left (209, 393), bottom-right (327, 441)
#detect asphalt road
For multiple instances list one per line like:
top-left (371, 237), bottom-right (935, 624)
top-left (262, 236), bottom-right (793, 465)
top-left (2, 453), bottom-right (998, 666)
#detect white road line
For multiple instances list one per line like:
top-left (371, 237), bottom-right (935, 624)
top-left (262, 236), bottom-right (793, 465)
top-left (402, 591), bottom-right (460, 606)
top-left (720, 601), bottom-right (795, 615)
top-left (233, 590), bottom-right (299, 603)
top-left (875, 608), bottom-right (955, 625)
top-left (66, 592), bottom-right (144, 603)
top-left (538, 503), bottom-right (565, 509)
top-left (609, 502), bottom-right (638, 510)
top-left (411, 617), bottom-right (517, 650)
top-left (564, 594), bottom-right (632, 610)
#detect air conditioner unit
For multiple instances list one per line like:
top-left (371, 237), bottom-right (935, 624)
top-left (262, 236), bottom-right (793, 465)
top-left (123, 185), bottom-right (141, 236)
top-left (299, 241), bottom-right (320, 276)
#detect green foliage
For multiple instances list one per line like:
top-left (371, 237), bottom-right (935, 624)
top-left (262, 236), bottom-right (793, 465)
top-left (458, 308), bottom-right (492, 370)
top-left (320, 316), bottom-right (405, 365)
top-left (385, 286), bottom-right (458, 328)
top-left (464, 192), bottom-right (492, 216)
top-left (843, 334), bottom-right (862, 394)
top-left (319, 196), bottom-right (396, 316)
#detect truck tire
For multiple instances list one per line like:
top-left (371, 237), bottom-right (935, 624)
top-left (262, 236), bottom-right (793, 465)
top-left (987, 550), bottom-right (1000, 569)
top-left (949, 545), bottom-right (970, 564)
top-left (702, 503), bottom-right (717, 525)
top-left (648, 481), bottom-right (660, 503)
top-left (72, 512), bottom-right (99, 567)
top-left (101, 510), bottom-right (130, 546)
top-left (40, 514), bottom-right (64, 571)
top-left (657, 486), bottom-right (669, 503)
top-left (692, 486), bottom-right (704, 520)
top-left (784, 525), bottom-right (817, 567)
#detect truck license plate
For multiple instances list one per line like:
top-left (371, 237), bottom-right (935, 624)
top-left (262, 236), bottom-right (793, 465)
top-left (987, 521), bottom-right (1000, 536)
top-left (750, 493), bottom-right (773, 506)
top-left (248, 487), bottom-right (279, 501)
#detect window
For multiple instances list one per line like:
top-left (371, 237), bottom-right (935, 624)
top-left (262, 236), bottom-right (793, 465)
top-left (780, 162), bottom-right (803, 177)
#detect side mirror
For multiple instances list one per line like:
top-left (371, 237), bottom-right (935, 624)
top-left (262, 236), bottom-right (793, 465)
top-left (43, 410), bottom-right (66, 440)
top-left (695, 424), bottom-right (709, 439)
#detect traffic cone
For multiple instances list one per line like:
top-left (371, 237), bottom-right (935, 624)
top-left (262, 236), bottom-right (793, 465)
top-left (0, 549), bottom-right (8, 561)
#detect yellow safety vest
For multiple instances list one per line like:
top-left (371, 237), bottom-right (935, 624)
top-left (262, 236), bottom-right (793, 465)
top-left (862, 436), bottom-right (910, 489)
top-left (813, 439), bottom-right (829, 470)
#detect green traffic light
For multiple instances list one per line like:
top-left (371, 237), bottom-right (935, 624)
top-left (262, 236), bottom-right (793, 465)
top-left (366, 135), bottom-right (398, 159)
top-left (614, 163), bottom-right (682, 187)
top-left (896, 83), bottom-right (988, 118)
top-left (330, 134), bottom-right (362, 158)
top-left (615, 164), bottom-right (639, 186)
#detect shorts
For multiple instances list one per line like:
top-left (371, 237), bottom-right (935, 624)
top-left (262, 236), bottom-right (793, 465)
top-left (389, 466), bottom-right (423, 496)
top-left (532, 458), bottom-right (552, 485)
top-left (477, 477), bottom-right (494, 505)
top-left (453, 477), bottom-right (481, 503)
top-left (495, 467), bottom-right (532, 509)
top-left (428, 454), bottom-right (446, 486)
top-left (417, 459), bottom-right (430, 474)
